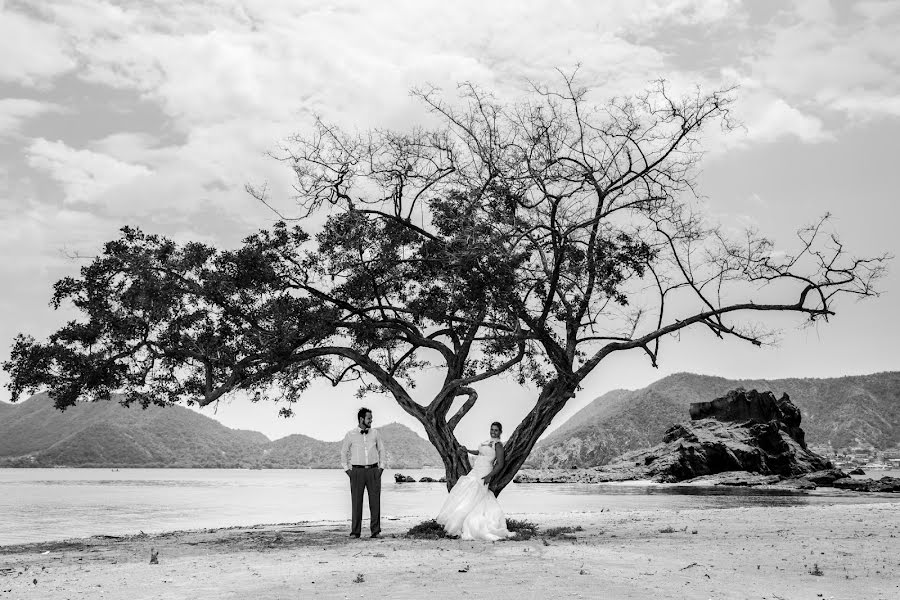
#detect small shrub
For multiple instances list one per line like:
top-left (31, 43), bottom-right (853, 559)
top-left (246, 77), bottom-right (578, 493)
top-left (543, 526), bottom-right (579, 538)
top-left (659, 526), bottom-right (677, 534)
top-left (506, 519), bottom-right (539, 540)
top-left (406, 519), bottom-right (455, 539)
top-left (353, 573), bottom-right (365, 583)
top-left (809, 563), bottom-right (824, 576)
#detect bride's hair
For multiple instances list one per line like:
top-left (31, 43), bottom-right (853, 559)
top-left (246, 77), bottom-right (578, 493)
top-left (491, 421), bottom-right (503, 434)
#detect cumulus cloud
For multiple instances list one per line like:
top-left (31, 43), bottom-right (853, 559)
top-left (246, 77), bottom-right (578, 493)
top-left (0, 99), bottom-right (63, 137)
top-left (701, 91), bottom-right (832, 154)
top-left (27, 0), bottom-right (737, 133)
top-left (744, 0), bottom-right (900, 121)
top-left (0, 6), bottom-right (75, 85)
top-left (5, 0), bottom-right (720, 232)
top-left (87, 132), bottom-right (162, 163)
top-left (854, 0), bottom-right (900, 21)
top-left (629, 0), bottom-right (741, 27)
top-left (744, 97), bottom-right (832, 144)
top-left (26, 138), bottom-right (153, 205)
top-left (823, 92), bottom-right (900, 120)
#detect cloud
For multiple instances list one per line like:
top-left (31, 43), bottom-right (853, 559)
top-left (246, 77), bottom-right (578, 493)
top-left (1, 0), bottom-right (888, 236)
top-left (629, 0), bottom-right (741, 27)
top-left (0, 99), bottom-right (63, 137)
top-left (823, 92), bottom-right (900, 120)
top-left (702, 91), bottom-right (832, 154)
top-left (25, 138), bottom-right (153, 205)
top-left (7, 0), bottom-right (712, 230)
top-left (30, 0), bottom-right (737, 133)
top-left (854, 1), bottom-right (900, 21)
top-left (0, 6), bottom-right (76, 85)
top-left (743, 1), bottom-right (900, 121)
top-left (744, 98), bottom-right (832, 144)
top-left (87, 132), bottom-right (162, 163)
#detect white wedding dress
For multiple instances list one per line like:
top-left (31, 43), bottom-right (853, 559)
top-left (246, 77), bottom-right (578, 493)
top-left (436, 441), bottom-right (516, 541)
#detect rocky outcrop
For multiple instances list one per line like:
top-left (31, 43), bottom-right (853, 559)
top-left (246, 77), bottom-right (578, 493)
top-left (832, 477), bottom-right (900, 492)
top-left (517, 388), bottom-right (838, 485)
top-left (689, 388), bottom-right (806, 447)
top-left (603, 389), bottom-right (832, 482)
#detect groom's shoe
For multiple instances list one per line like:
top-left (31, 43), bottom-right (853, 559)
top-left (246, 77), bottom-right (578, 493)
top-left (349, 533), bottom-right (360, 538)
top-left (370, 532), bottom-right (381, 539)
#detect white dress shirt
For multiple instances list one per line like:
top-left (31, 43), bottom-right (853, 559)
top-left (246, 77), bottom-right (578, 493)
top-left (340, 427), bottom-right (387, 471)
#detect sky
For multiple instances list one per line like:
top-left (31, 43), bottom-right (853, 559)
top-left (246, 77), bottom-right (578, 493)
top-left (0, 0), bottom-right (898, 446)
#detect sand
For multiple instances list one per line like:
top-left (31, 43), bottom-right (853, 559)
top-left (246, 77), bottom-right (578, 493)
top-left (2, 502), bottom-right (898, 599)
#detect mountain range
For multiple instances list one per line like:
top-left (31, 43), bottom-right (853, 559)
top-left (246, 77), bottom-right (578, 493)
top-left (525, 371), bottom-right (900, 468)
top-left (2, 371), bottom-right (897, 469)
top-left (0, 392), bottom-right (441, 468)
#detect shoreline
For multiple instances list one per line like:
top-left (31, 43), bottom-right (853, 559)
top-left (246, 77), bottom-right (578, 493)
top-left (3, 502), bottom-right (899, 599)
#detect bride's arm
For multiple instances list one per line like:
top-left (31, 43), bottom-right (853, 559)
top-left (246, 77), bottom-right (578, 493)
top-left (482, 442), bottom-right (505, 484)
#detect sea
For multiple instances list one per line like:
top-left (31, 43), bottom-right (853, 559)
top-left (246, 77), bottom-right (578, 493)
top-left (2, 468), bottom-right (898, 545)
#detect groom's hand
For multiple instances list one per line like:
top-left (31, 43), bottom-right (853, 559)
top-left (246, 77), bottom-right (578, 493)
top-left (481, 475), bottom-right (491, 484)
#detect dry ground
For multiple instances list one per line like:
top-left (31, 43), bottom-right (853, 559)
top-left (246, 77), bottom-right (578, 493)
top-left (2, 502), bottom-right (898, 599)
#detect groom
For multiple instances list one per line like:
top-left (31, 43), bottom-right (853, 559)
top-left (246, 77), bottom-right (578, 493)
top-left (340, 407), bottom-right (387, 538)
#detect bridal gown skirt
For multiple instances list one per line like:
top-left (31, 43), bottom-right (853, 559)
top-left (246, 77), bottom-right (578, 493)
top-left (436, 471), bottom-right (515, 541)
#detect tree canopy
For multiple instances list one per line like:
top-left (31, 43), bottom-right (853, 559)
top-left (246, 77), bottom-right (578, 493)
top-left (5, 76), bottom-right (889, 493)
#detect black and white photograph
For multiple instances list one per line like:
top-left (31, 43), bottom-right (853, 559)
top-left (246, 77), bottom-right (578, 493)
top-left (1, 1), bottom-right (898, 598)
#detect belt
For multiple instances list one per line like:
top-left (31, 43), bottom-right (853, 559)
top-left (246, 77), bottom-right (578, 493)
top-left (352, 464), bottom-right (379, 469)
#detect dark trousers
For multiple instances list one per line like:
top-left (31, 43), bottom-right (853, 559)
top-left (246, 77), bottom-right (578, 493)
top-left (349, 467), bottom-right (382, 536)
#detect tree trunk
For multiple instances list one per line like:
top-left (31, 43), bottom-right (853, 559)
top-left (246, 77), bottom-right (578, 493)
top-left (488, 380), bottom-right (576, 496)
top-left (418, 416), bottom-right (471, 491)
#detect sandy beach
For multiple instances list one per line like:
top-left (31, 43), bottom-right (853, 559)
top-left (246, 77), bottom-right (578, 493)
top-left (2, 501), bottom-right (898, 600)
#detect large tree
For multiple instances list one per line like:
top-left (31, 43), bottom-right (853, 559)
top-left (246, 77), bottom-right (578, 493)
top-left (5, 77), bottom-right (888, 494)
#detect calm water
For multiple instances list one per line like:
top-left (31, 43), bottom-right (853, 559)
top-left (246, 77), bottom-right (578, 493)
top-left (1, 468), bottom-right (897, 545)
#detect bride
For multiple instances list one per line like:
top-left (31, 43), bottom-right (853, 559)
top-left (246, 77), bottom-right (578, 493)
top-left (436, 421), bottom-right (516, 541)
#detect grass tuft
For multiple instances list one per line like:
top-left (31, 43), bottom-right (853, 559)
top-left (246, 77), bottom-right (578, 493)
top-left (659, 526), bottom-right (687, 534)
top-left (506, 519), bottom-right (539, 540)
top-left (406, 519), bottom-right (456, 539)
top-left (542, 526), bottom-right (583, 538)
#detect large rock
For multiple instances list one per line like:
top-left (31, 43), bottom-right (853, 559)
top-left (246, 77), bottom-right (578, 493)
top-left (518, 388), bottom-right (835, 484)
top-left (689, 388), bottom-right (805, 447)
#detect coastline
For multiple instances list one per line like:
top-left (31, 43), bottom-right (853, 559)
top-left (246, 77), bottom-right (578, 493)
top-left (3, 502), bottom-right (898, 599)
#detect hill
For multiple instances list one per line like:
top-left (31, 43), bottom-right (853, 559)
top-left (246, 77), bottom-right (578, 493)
top-left (0, 393), bottom-right (270, 467)
top-left (525, 371), bottom-right (900, 468)
top-left (0, 393), bottom-right (440, 468)
top-left (259, 422), bottom-right (441, 469)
